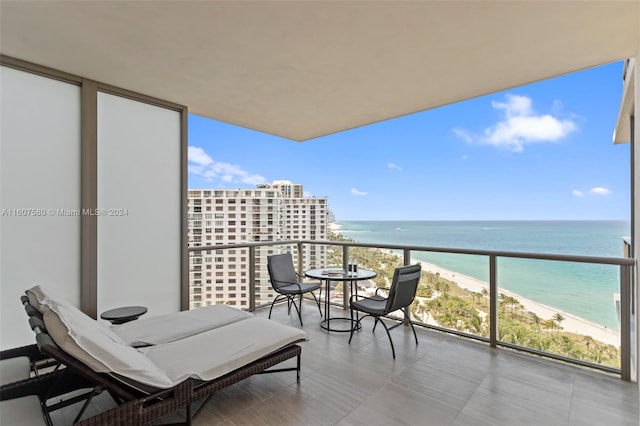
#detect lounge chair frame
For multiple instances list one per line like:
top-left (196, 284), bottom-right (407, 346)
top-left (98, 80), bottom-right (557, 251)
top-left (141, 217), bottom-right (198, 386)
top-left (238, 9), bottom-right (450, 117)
top-left (35, 332), bottom-right (301, 426)
top-left (9, 296), bottom-right (303, 426)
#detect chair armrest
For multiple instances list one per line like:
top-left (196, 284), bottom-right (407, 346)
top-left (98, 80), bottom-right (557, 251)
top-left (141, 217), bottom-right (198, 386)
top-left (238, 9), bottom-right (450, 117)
top-left (374, 287), bottom-right (390, 296)
top-left (297, 273), bottom-right (321, 285)
top-left (272, 279), bottom-right (303, 290)
top-left (349, 293), bottom-right (385, 304)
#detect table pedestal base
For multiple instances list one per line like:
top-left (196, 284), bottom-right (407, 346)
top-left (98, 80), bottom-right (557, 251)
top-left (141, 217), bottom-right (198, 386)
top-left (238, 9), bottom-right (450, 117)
top-left (320, 317), bottom-right (361, 333)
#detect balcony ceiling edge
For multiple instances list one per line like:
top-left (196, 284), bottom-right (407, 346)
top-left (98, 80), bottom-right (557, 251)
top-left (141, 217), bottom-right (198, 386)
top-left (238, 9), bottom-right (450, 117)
top-left (1, 1), bottom-right (639, 141)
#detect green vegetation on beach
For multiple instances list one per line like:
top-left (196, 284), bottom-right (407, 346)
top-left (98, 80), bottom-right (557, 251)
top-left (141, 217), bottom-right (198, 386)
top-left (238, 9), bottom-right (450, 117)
top-left (327, 230), bottom-right (620, 368)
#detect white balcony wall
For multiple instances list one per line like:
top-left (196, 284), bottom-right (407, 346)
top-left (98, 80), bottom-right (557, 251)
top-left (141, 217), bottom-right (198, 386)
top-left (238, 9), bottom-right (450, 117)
top-left (0, 66), bottom-right (81, 347)
top-left (97, 93), bottom-right (181, 316)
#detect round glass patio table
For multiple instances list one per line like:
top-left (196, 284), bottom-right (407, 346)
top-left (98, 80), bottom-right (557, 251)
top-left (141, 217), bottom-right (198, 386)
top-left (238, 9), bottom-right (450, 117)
top-left (305, 268), bottom-right (377, 332)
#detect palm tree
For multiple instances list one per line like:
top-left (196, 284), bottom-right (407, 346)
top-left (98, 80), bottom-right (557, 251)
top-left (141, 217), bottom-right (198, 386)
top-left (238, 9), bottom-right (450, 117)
top-left (583, 336), bottom-right (595, 359)
top-left (531, 313), bottom-right (542, 349)
top-left (502, 295), bottom-right (521, 318)
top-left (544, 319), bottom-right (557, 335)
top-left (553, 313), bottom-right (565, 330)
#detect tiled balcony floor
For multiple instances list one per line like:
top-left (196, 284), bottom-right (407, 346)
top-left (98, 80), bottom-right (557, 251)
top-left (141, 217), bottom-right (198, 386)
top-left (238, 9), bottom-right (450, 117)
top-left (53, 301), bottom-right (639, 425)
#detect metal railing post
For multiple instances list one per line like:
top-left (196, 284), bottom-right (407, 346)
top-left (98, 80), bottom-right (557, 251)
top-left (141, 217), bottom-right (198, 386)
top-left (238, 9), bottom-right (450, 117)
top-left (343, 245), bottom-right (349, 310)
top-left (249, 246), bottom-right (256, 312)
top-left (403, 249), bottom-right (411, 326)
top-left (403, 249), bottom-right (410, 266)
top-left (620, 264), bottom-right (631, 381)
top-left (489, 255), bottom-right (498, 348)
top-left (297, 241), bottom-right (304, 276)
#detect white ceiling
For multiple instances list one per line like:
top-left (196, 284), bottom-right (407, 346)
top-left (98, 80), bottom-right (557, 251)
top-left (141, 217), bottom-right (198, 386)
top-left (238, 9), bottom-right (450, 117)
top-left (1, 1), bottom-right (639, 141)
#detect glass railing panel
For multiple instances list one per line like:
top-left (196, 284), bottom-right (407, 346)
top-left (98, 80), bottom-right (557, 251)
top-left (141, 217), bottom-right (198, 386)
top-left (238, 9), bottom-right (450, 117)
top-left (496, 257), bottom-right (620, 369)
top-left (188, 246), bottom-right (252, 310)
top-left (406, 251), bottom-right (490, 339)
top-left (323, 245), bottom-right (406, 308)
top-left (254, 243), bottom-right (295, 310)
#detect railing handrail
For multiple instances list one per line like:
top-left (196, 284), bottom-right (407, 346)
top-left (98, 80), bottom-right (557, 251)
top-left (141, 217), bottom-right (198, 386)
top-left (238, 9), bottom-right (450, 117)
top-left (189, 239), bottom-right (636, 267)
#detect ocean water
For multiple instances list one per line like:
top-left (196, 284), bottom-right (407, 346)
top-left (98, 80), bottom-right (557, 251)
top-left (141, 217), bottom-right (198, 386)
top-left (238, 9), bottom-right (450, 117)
top-left (336, 220), bottom-right (630, 330)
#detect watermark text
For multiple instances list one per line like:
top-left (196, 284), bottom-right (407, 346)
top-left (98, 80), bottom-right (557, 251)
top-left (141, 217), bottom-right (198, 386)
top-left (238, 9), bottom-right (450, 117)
top-left (1, 208), bottom-right (129, 217)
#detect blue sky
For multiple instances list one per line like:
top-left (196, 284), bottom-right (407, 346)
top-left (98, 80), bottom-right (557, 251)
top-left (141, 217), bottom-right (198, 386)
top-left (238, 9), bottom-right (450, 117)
top-left (188, 61), bottom-right (629, 221)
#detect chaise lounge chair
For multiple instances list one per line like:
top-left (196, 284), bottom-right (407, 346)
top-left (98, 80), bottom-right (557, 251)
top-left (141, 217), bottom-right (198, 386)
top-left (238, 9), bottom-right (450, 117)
top-left (3, 287), bottom-right (308, 425)
top-left (24, 286), bottom-right (255, 347)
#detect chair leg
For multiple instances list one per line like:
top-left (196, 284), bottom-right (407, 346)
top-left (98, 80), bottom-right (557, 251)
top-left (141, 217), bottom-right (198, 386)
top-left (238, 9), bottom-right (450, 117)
top-left (403, 308), bottom-right (419, 346)
top-left (268, 296), bottom-right (282, 319)
top-left (310, 290), bottom-right (322, 316)
top-left (290, 295), bottom-right (303, 326)
top-left (372, 317), bottom-right (379, 332)
top-left (348, 306), bottom-right (356, 344)
top-left (377, 319), bottom-right (396, 359)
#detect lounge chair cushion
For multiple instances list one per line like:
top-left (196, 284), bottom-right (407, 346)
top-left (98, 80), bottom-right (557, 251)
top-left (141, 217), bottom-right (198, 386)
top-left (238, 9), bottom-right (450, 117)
top-left (33, 287), bottom-right (308, 390)
top-left (26, 285), bottom-right (49, 314)
top-left (0, 356), bottom-right (31, 386)
top-left (113, 304), bottom-right (253, 346)
top-left (142, 317), bottom-right (307, 384)
top-left (0, 396), bottom-right (46, 425)
top-left (44, 298), bottom-right (174, 388)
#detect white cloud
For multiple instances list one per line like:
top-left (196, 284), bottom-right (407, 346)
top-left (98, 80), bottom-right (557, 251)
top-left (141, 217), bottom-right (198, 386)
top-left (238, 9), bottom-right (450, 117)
top-left (388, 162), bottom-right (403, 171)
top-left (453, 128), bottom-right (473, 143)
top-left (351, 188), bottom-right (367, 196)
top-left (589, 187), bottom-right (611, 196)
top-left (188, 146), bottom-right (214, 166)
top-left (572, 187), bottom-right (612, 197)
top-left (188, 146), bottom-right (267, 185)
top-left (454, 94), bottom-right (578, 152)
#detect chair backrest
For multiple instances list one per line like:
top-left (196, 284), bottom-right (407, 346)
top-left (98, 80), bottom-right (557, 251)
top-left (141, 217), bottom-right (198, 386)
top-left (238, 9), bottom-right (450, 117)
top-left (267, 253), bottom-right (298, 290)
top-left (385, 264), bottom-right (422, 314)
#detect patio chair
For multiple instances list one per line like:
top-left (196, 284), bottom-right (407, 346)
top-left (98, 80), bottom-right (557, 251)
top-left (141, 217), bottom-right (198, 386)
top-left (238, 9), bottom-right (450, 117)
top-left (348, 264), bottom-right (422, 359)
top-left (267, 253), bottom-right (322, 326)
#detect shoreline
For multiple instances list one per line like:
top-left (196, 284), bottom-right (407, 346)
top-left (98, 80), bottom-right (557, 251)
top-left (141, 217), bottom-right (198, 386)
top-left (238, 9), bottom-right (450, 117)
top-left (330, 222), bottom-right (620, 347)
top-left (414, 257), bottom-right (619, 347)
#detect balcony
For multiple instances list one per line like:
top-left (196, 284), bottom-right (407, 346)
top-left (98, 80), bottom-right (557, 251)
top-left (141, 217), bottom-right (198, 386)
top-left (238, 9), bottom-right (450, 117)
top-left (45, 301), bottom-right (638, 425)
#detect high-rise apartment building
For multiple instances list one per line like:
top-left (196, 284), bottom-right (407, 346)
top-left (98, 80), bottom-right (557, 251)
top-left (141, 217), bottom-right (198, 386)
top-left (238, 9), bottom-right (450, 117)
top-left (265, 180), bottom-right (304, 198)
top-left (188, 181), bottom-right (327, 309)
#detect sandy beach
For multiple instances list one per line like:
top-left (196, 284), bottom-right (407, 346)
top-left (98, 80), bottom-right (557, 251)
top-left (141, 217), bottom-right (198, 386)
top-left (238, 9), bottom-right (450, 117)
top-left (416, 258), bottom-right (620, 347)
top-left (330, 223), bottom-right (619, 347)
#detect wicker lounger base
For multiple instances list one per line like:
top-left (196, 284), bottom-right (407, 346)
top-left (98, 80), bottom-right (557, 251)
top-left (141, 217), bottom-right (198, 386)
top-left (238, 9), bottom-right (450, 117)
top-left (74, 344), bottom-right (301, 426)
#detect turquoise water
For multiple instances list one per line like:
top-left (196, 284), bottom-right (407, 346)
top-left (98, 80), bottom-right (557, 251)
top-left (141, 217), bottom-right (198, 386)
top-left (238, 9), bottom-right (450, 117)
top-left (336, 220), bottom-right (629, 330)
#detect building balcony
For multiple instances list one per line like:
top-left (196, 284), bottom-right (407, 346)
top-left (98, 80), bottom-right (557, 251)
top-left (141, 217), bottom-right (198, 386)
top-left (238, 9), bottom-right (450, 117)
top-left (45, 301), bottom-right (638, 425)
top-left (2, 237), bottom-right (637, 424)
